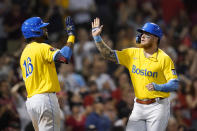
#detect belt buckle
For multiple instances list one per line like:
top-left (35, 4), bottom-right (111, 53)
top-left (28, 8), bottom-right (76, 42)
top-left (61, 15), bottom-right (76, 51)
top-left (155, 98), bottom-right (159, 102)
top-left (156, 97), bottom-right (164, 103)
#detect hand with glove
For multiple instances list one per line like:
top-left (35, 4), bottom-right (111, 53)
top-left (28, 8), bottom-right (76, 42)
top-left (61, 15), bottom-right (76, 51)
top-left (65, 16), bottom-right (75, 44)
top-left (54, 16), bottom-right (75, 64)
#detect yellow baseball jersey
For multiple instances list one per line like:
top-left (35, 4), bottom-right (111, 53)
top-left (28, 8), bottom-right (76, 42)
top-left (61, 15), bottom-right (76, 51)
top-left (115, 48), bottom-right (178, 99)
top-left (20, 42), bottom-right (61, 98)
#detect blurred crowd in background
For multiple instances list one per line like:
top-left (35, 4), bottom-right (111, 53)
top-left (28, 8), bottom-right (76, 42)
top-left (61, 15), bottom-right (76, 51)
top-left (0, 0), bottom-right (197, 131)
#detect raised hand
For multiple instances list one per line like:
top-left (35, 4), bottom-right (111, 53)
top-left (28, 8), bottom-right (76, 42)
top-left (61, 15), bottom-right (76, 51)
top-left (65, 16), bottom-right (75, 36)
top-left (91, 18), bottom-right (103, 37)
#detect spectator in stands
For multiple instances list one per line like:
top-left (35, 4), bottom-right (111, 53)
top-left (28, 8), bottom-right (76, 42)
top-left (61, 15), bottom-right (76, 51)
top-left (111, 72), bottom-right (131, 104)
top-left (58, 63), bottom-right (86, 93)
top-left (45, 2), bottom-right (64, 43)
top-left (3, 3), bottom-right (25, 53)
top-left (166, 117), bottom-right (179, 131)
top-left (85, 98), bottom-right (111, 131)
top-left (0, 79), bottom-right (20, 130)
top-left (11, 82), bottom-right (31, 131)
top-left (0, 0), bottom-right (9, 54)
top-left (66, 103), bottom-right (86, 131)
top-left (68, 0), bottom-right (96, 28)
top-left (66, 93), bottom-right (86, 131)
top-left (57, 91), bottom-right (67, 131)
top-left (186, 78), bottom-right (197, 131)
top-left (84, 81), bottom-right (100, 107)
top-left (73, 28), bottom-right (96, 72)
top-left (90, 58), bottom-right (116, 93)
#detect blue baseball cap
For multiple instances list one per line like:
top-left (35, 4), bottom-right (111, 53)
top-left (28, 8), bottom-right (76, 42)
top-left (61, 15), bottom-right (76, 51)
top-left (21, 17), bottom-right (49, 39)
top-left (137, 22), bottom-right (163, 39)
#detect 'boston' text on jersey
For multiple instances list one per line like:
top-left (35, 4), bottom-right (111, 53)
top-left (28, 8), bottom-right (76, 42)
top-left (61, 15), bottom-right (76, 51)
top-left (132, 65), bottom-right (158, 78)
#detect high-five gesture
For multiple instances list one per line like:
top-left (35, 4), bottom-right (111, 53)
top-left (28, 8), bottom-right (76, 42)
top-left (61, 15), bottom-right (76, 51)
top-left (91, 18), bottom-right (103, 37)
top-left (91, 17), bottom-right (117, 63)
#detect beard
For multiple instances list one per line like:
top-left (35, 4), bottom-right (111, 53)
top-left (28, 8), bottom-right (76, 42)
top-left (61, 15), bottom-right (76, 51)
top-left (41, 32), bottom-right (48, 41)
top-left (136, 42), bottom-right (153, 49)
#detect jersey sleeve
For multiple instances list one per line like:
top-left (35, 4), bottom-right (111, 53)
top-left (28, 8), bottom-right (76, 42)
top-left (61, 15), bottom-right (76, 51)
top-left (40, 44), bottom-right (60, 63)
top-left (163, 56), bottom-right (178, 81)
top-left (114, 48), bottom-right (135, 67)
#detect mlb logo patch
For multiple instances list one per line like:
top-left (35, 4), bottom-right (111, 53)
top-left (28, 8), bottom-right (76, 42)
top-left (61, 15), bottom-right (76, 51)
top-left (172, 69), bottom-right (177, 75)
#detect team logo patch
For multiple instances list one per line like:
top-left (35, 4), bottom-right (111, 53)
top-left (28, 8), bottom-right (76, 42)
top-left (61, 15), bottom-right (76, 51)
top-left (50, 48), bottom-right (57, 51)
top-left (172, 69), bottom-right (177, 75)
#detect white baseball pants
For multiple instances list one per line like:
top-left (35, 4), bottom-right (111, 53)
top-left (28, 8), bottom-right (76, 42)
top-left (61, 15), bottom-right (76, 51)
top-left (26, 93), bottom-right (60, 131)
top-left (126, 98), bottom-right (170, 131)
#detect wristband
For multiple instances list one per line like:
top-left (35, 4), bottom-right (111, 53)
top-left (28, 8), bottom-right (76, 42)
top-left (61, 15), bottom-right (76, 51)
top-left (93, 35), bottom-right (102, 43)
top-left (67, 35), bottom-right (75, 43)
top-left (92, 27), bottom-right (99, 33)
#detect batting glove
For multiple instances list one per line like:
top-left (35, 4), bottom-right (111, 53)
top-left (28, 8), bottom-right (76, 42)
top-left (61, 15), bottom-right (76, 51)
top-left (65, 16), bottom-right (75, 36)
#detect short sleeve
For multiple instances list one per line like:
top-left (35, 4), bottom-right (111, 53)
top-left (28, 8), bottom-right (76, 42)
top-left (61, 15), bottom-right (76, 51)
top-left (40, 44), bottom-right (59, 63)
top-left (163, 56), bottom-right (178, 81)
top-left (115, 48), bottom-right (135, 67)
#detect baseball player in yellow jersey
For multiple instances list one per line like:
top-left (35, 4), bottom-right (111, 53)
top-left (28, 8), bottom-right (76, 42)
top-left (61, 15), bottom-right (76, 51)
top-left (91, 18), bottom-right (179, 131)
top-left (20, 16), bottom-right (75, 131)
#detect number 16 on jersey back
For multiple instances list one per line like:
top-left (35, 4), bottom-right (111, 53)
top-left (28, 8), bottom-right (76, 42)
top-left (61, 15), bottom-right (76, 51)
top-left (23, 57), bottom-right (33, 78)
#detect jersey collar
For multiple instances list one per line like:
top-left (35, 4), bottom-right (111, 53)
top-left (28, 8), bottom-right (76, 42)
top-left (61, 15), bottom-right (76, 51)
top-left (142, 48), bottom-right (159, 62)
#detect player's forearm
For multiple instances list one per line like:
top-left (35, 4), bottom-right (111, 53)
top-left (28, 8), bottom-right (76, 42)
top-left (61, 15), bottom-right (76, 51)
top-left (66, 35), bottom-right (75, 50)
top-left (94, 36), bottom-right (117, 63)
top-left (153, 79), bottom-right (179, 92)
top-left (66, 42), bottom-right (74, 49)
top-left (54, 35), bottom-right (75, 64)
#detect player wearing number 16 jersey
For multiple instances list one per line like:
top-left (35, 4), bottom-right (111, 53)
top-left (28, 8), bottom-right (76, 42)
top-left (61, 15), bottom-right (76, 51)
top-left (20, 16), bottom-right (75, 131)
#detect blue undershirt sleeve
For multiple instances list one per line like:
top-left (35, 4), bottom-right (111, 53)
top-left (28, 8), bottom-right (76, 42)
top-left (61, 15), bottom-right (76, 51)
top-left (53, 46), bottom-right (72, 63)
top-left (152, 79), bottom-right (179, 92)
top-left (60, 46), bottom-right (72, 61)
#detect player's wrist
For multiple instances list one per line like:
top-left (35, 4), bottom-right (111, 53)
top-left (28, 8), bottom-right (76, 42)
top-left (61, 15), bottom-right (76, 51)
top-left (152, 83), bottom-right (162, 91)
top-left (67, 35), bottom-right (75, 44)
top-left (93, 35), bottom-right (102, 43)
top-left (67, 28), bottom-right (75, 36)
